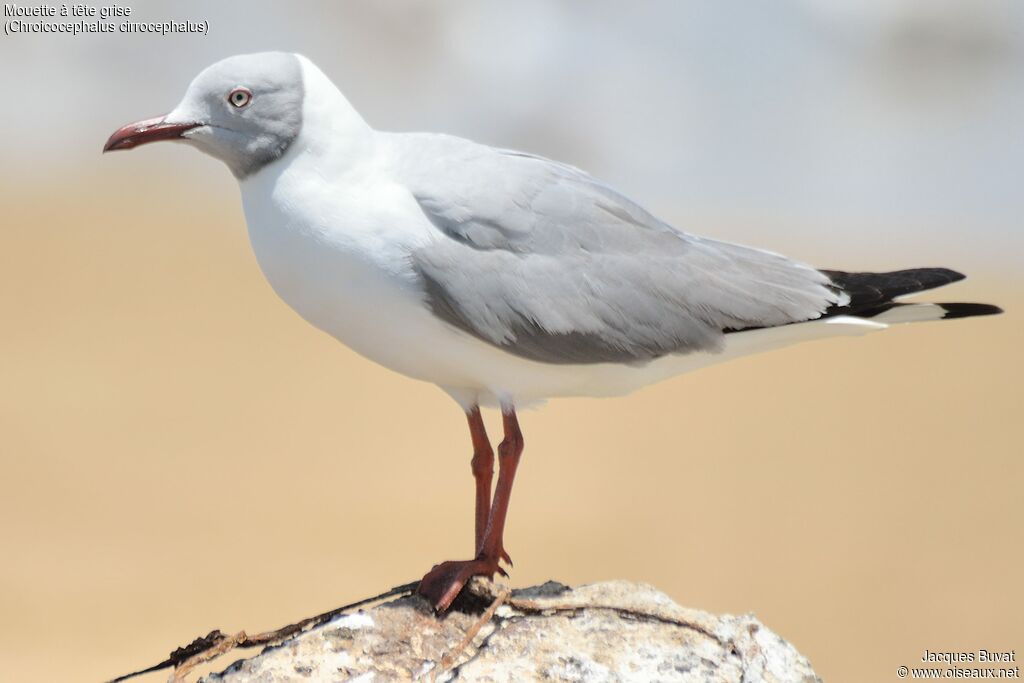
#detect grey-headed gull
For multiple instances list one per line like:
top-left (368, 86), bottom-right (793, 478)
top-left (104, 52), bottom-right (1001, 611)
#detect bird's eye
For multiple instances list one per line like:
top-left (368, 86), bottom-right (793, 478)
top-left (228, 87), bottom-right (252, 108)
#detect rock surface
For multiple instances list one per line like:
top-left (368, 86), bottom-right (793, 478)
top-left (201, 580), bottom-right (822, 682)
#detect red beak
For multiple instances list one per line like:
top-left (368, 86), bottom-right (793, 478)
top-left (103, 116), bottom-right (201, 152)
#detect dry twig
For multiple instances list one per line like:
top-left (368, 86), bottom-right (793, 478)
top-left (426, 585), bottom-right (511, 682)
top-left (106, 581), bottom-right (419, 683)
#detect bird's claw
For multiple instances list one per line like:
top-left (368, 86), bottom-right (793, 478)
top-left (417, 555), bottom-right (506, 612)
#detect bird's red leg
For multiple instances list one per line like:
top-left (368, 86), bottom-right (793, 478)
top-left (418, 407), bottom-right (524, 611)
top-left (467, 406), bottom-right (493, 555)
top-left (480, 409), bottom-right (522, 566)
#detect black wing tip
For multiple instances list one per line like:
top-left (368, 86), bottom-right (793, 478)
top-left (939, 302), bottom-right (1004, 319)
top-left (823, 266), bottom-right (967, 286)
top-left (928, 267), bottom-right (967, 282)
top-left (821, 267), bottom-right (975, 319)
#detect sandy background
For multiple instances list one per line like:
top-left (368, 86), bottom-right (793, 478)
top-left (1, 2), bottom-right (1021, 682)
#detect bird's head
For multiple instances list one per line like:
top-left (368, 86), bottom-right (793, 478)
top-left (104, 52), bottom-right (305, 179)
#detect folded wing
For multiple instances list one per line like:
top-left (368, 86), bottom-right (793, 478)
top-left (397, 137), bottom-right (841, 365)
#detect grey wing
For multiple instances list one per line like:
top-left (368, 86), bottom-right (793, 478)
top-left (399, 136), bottom-right (841, 365)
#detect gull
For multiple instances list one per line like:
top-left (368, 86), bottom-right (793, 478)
top-left (104, 52), bottom-right (1001, 611)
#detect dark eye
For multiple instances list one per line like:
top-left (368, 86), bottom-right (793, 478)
top-left (228, 87), bottom-right (252, 108)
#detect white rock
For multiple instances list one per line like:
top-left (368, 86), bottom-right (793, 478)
top-left (201, 580), bottom-right (822, 683)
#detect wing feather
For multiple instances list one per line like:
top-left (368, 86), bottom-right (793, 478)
top-left (393, 134), bottom-right (839, 365)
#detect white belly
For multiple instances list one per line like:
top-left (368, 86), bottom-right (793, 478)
top-left (239, 161), bottom-right (884, 409)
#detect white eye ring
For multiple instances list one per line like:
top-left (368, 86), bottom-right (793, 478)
top-left (228, 87), bottom-right (252, 108)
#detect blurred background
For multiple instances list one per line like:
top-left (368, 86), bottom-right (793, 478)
top-left (1, 1), bottom-right (1020, 681)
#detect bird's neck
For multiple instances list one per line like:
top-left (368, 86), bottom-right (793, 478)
top-left (293, 55), bottom-right (374, 169)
